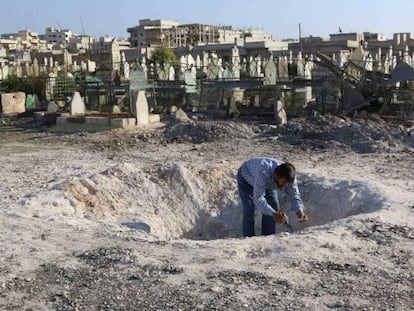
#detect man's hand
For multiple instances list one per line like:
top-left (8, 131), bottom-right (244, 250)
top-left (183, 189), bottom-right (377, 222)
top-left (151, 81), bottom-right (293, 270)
top-left (296, 211), bottom-right (308, 223)
top-left (273, 212), bottom-right (288, 225)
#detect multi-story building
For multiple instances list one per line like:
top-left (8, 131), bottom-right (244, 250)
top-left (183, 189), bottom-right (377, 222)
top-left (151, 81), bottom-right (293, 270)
top-left (0, 29), bottom-right (40, 50)
top-left (127, 19), bottom-right (180, 48)
top-left (91, 37), bottom-right (130, 54)
top-left (68, 35), bottom-right (97, 52)
top-left (288, 33), bottom-right (362, 57)
top-left (44, 27), bottom-right (74, 45)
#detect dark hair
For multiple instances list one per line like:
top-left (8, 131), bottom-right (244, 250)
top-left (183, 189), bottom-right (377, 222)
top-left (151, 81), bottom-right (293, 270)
top-left (275, 163), bottom-right (296, 183)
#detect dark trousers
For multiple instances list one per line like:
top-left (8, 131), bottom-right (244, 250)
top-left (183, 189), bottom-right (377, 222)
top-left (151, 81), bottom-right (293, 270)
top-left (237, 169), bottom-right (279, 237)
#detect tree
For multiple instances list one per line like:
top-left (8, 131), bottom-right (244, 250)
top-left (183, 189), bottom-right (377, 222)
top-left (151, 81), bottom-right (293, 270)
top-left (150, 45), bottom-right (177, 66)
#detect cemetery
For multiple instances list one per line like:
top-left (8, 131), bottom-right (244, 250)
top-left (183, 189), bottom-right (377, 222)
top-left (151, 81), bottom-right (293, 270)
top-left (0, 11), bottom-right (413, 311)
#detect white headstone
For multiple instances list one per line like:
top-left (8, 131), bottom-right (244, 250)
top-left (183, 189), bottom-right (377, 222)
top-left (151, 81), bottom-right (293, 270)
top-left (304, 61), bottom-right (313, 80)
top-left (187, 54), bottom-right (195, 67)
top-left (88, 60), bottom-right (96, 73)
top-left (231, 46), bottom-right (241, 79)
top-left (1, 92), bottom-right (26, 115)
top-left (2, 64), bottom-right (9, 79)
top-left (274, 99), bottom-right (287, 126)
top-left (264, 58), bottom-right (277, 85)
top-left (169, 65), bottom-right (175, 81)
top-left (196, 55), bottom-right (201, 69)
top-left (249, 56), bottom-right (257, 77)
top-left (135, 91), bottom-right (149, 125)
top-left (179, 55), bottom-right (186, 73)
top-left (365, 55), bottom-right (374, 71)
top-left (70, 92), bottom-right (86, 115)
top-left (278, 57), bottom-right (289, 79)
top-left (123, 61), bottom-right (130, 80)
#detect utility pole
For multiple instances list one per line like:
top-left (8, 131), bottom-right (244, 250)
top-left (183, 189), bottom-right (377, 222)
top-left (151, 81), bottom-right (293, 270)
top-left (298, 23), bottom-right (302, 53)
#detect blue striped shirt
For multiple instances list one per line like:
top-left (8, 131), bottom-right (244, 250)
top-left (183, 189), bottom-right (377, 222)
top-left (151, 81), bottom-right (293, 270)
top-left (240, 157), bottom-right (304, 216)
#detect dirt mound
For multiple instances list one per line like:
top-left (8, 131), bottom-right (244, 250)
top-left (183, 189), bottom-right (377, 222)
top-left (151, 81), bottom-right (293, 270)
top-left (24, 161), bottom-right (384, 240)
top-left (280, 115), bottom-right (410, 153)
top-left (163, 121), bottom-right (255, 144)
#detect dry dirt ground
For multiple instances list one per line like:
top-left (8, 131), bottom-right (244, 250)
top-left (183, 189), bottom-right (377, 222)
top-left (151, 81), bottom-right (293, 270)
top-left (0, 116), bottom-right (413, 311)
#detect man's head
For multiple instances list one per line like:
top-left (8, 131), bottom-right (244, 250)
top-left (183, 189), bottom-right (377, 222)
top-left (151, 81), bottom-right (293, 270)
top-left (273, 163), bottom-right (296, 188)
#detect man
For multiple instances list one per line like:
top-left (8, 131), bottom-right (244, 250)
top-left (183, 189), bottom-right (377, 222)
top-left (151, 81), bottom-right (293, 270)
top-left (237, 157), bottom-right (307, 237)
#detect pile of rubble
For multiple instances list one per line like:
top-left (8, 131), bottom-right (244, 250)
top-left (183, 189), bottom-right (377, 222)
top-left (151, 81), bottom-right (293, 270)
top-left (163, 120), bottom-right (255, 144)
top-left (279, 115), bottom-right (412, 153)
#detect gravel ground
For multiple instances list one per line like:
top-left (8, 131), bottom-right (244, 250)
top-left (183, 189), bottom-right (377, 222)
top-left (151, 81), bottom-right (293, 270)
top-left (0, 115), bottom-right (413, 310)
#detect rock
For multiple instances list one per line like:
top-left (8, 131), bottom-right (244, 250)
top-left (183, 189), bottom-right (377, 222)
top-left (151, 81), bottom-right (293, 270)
top-left (113, 105), bottom-right (121, 114)
top-left (47, 102), bottom-right (59, 113)
top-left (170, 105), bottom-right (178, 115)
top-left (174, 108), bottom-right (191, 122)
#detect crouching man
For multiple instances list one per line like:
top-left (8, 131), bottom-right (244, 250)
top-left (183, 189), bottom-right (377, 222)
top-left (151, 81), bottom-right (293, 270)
top-left (237, 157), bottom-right (308, 237)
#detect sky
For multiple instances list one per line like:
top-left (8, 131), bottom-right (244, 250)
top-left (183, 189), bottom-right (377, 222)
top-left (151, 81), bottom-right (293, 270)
top-left (2, 0), bottom-right (414, 40)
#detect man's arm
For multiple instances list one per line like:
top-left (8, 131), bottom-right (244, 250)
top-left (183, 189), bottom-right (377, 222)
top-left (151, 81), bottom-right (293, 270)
top-left (253, 172), bottom-right (276, 216)
top-left (284, 179), bottom-right (304, 213)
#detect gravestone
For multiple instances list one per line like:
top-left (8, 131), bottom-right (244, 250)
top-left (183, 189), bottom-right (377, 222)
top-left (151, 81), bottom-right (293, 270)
top-left (70, 92), bottom-right (86, 115)
top-left (88, 60), bottom-right (96, 73)
top-left (33, 58), bottom-right (40, 77)
top-left (113, 105), bottom-right (121, 113)
top-left (1, 92), bottom-right (25, 114)
top-left (304, 61), bottom-right (313, 80)
top-left (297, 52), bottom-right (305, 77)
top-left (264, 57), bottom-right (277, 85)
top-left (278, 56), bottom-right (289, 79)
top-left (1, 92), bottom-right (26, 115)
top-left (187, 54), bottom-right (195, 67)
top-left (123, 61), bottom-right (130, 80)
top-left (254, 94), bottom-right (260, 107)
top-left (111, 40), bottom-right (121, 72)
top-left (25, 94), bottom-right (40, 109)
top-left (135, 91), bottom-right (149, 125)
top-left (80, 61), bottom-right (87, 72)
top-left (231, 46), bottom-right (241, 79)
top-left (15, 63), bottom-right (23, 78)
top-left (228, 96), bottom-right (239, 118)
top-left (217, 58), bottom-right (224, 79)
top-left (384, 56), bottom-right (390, 74)
top-left (255, 55), bottom-right (262, 77)
top-left (168, 65), bottom-right (175, 81)
top-left (241, 58), bottom-right (247, 76)
top-left (184, 70), bottom-right (197, 93)
top-left (365, 55), bottom-right (374, 71)
top-left (47, 101), bottom-right (59, 113)
top-left (196, 54), bottom-right (202, 69)
top-left (64, 50), bottom-right (72, 66)
top-left (174, 108), bottom-right (191, 122)
top-left (179, 55), bottom-right (186, 73)
top-left (274, 99), bottom-right (287, 126)
top-left (223, 66), bottom-right (233, 80)
top-left (202, 52), bottom-right (209, 74)
top-left (130, 68), bottom-right (149, 91)
top-left (207, 59), bottom-right (219, 80)
top-left (249, 56), bottom-right (257, 77)
top-left (2, 65), bottom-right (8, 79)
